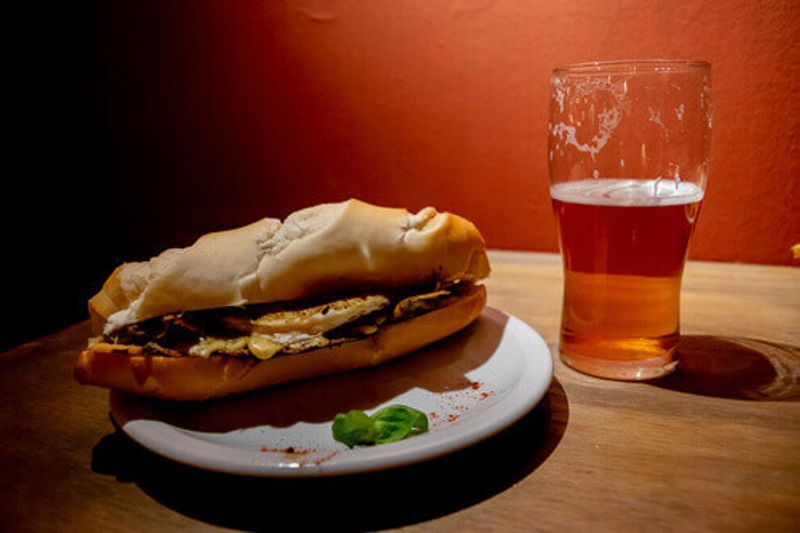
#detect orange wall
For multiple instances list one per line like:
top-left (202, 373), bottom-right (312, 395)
top-left (93, 0), bottom-right (799, 264)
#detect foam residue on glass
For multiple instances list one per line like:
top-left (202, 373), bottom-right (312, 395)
top-left (549, 63), bottom-right (711, 195)
top-left (550, 179), bottom-right (704, 207)
top-left (648, 107), bottom-right (669, 139)
top-left (701, 73), bottom-right (713, 130)
top-left (549, 77), bottom-right (628, 161)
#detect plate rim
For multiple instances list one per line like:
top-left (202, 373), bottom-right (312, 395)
top-left (112, 308), bottom-right (553, 477)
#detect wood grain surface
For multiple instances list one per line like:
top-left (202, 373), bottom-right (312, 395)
top-left (0, 251), bottom-right (798, 531)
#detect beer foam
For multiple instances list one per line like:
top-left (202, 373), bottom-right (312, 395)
top-left (550, 179), bottom-right (704, 206)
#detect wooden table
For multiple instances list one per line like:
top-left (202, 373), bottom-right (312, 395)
top-left (1, 251), bottom-right (798, 531)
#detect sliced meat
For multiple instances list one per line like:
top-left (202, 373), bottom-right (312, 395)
top-left (393, 289), bottom-right (452, 320)
top-left (252, 294), bottom-right (390, 335)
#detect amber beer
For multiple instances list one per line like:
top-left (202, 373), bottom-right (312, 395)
top-left (551, 179), bottom-right (703, 380)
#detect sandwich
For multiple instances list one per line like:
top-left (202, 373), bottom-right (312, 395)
top-left (74, 199), bottom-right (490, 401)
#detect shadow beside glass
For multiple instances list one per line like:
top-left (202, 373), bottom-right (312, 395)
top-left (651, 335), bottom-right (800, 401)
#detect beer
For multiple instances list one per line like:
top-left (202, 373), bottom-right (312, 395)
top-left (551, 179), bottom-right (703, 379)
top-left (548, 60), bottom-right (711, 380)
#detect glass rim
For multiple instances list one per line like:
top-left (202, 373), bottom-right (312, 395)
top-left (553, 59), bottom-right (710, 75)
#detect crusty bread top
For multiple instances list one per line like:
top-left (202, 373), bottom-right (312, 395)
top-left (90, 199), bottom-right (490, 334)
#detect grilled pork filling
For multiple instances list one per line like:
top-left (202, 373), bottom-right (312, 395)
top-left (90, 282), bottom-right (473, 361)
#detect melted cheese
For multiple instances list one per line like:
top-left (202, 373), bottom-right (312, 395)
top-left (189, 337), bottom-right (249, 358)
top-left (252, 295), bottom-right (389, 335)
top-left (247, 334), bottom-right (284, 360)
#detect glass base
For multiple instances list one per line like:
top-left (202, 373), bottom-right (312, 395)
top-left (560, 345), bottom-right (678, 381)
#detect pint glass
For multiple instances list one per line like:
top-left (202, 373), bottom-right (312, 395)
top-left (548, 60), bottom-right (712, 380)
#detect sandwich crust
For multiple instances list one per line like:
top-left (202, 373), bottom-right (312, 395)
top-left (76, 285), bottom-right (486, 401)
top-left (91, 200), bottom-right (490, 335)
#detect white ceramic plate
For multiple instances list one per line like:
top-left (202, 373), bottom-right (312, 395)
top-left (110, 307), bottom-right (553, 477)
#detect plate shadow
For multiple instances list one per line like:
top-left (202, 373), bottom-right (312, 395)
top-left (650, 335), bottom-right (800, 401)
top-left (91, 377), bottom-right (567, 531)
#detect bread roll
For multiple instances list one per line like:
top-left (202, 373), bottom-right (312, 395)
top-left (75, 285), bottom-right (486, 401)
top-left (91, 199), bottom-right (490, 335)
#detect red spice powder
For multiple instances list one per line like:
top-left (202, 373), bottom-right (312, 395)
top-left (260, 446), bottom-right (315, 455)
